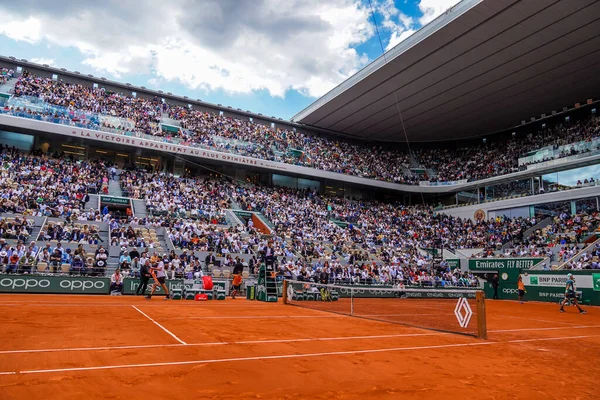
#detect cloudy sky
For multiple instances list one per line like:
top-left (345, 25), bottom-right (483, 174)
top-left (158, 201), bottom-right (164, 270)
top-left (0, 0), bottom-right (459, 119)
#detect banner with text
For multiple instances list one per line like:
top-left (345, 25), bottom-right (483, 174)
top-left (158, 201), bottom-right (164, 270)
top-left (523, 274), bottom-right (594, 289)
top-left (0, 276), bottom-right (110, 294)
top-left (469, 258), bottom-right (545, 271)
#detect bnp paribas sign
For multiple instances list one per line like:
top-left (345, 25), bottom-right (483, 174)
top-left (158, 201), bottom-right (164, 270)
top-left (469, 258), bottom-right (544, 271)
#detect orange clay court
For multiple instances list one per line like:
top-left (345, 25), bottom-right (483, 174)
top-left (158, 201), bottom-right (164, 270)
top-left (0, 294), bottom-right (598, 400)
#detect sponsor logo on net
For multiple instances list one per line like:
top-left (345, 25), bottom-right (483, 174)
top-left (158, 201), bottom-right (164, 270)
top-left (0, 277), bottom-right (106, 291)
top-left (454, 297), bottom-right (473, 328)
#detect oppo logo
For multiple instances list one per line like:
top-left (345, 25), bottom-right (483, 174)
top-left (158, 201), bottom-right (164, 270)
top-left (0, 278), bottom-right (51, 290)
top-left (502, 288), bottom-right (519, 294)
top-left (59, 280), bottom-right (106, 291)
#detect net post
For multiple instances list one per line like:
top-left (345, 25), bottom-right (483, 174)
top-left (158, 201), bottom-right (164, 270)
top-left (476, 290), bottom-right (487, 340)
top-left (282, 280), bottom-right (288, 305)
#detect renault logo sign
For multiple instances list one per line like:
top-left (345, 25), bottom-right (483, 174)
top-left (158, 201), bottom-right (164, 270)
top-left (454, 297), bottom-right (473, 328)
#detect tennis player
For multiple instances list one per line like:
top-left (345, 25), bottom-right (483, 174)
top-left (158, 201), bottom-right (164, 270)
top-left (231, 258), bottom-right (244, 299)
top-left (146, 255), bottom-right (171, 301)
top-left (559, 273), bottom-right (587, 314)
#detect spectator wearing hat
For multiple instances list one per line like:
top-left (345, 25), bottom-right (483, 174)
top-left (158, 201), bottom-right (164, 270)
top-left (130, 257), bottom-right (141, 278)
top-left (110, 269), bottom-right (124, 294)
top-left (84, 256), bottom-right (95, 275)
top-left (94, 248), bottom-right (107, 276)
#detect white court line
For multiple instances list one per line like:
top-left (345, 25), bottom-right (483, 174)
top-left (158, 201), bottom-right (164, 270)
top-left (4, 334), bottom-right (600, 376)
top-left (507, 334), bottom-right (600, 343)
top-left (131, 306), bottom-right (187, 345)
top-left (496, 314), bottom-right (579, 327)
top-left (163, 314), bottom-right (453, 320)
top-left (0, 332), bottom-right (449, 355)
top-left (358, 313), bottom-right (455, 317)
top-left (0, 342), bottom-right (495, 375)
top-left (0, 302), bottom-right (274, 307)
top-left (0, 343), bottom-right (187, 355)
top-left (163, 315), bottom-right (340, 320)
top-left (3, 324), bottom-right (599, 356)
top-left (491, 325), bottom-right (600, 333)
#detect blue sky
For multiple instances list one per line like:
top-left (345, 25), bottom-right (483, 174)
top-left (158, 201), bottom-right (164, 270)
top-left (0, 0), bottom-right (458, 119)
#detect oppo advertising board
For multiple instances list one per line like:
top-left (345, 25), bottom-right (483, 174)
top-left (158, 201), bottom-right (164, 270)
top-left (0, 276), bottom-right (110, 294)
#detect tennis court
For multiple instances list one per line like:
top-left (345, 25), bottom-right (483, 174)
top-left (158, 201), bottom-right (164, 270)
top-left (0, 294), bottom-right (598, 400)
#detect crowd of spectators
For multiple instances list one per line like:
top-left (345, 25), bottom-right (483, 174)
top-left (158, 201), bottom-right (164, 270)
top-left (8, 71), bottom-right (600, 185)
top-left (563, 242), bottom-right (600, 270)
top-left (0, 146), bottom-right (107, 217)
top-left (279, 260), bottom-right (478, 287)
top-left (0, 216), bottom-right (33, 241)
top-left (0, 148), bottom-right (597, 284)
top-left (40, 221), bottom-right (102, 244)
top-left (120, 170), bottom-right (230, 221)
top-left (0, 68), bottom-right (14, 85)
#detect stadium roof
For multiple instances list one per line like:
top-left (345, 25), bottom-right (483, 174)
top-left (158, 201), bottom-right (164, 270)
top-left (292, 0), bottom-right (600, 143)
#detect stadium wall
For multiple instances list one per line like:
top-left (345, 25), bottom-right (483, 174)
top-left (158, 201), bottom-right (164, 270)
top-left (483, 270), bottom-right (600, 305)
top-left (438, 186), bottom-right (600, 220)
top-left (0, 114), bottom-right (440, 193)
top-left (0, 276), bottom-right (231, 296)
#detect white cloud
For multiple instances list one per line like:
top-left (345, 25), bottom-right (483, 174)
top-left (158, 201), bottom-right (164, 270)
top-left (30, 57), bottom-right (55, 66)
top-left (385, 29), bottom-right (416, 51)
top-left (0, 16), bottom-right (42, 44)
top-left (0, 0), bottom-right (375, 98)
top-left (375, 0), bottom-right (417, 51)
top-left (0, 1), bottom-right (461, 99)
top-left (418, 0), bottom-right (460, 25)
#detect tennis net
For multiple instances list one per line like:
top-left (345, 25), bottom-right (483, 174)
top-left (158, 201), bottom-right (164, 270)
top-left (283, 280), bottom-right (487, 339)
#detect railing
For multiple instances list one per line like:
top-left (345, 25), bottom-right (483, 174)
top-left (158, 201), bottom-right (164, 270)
top-left (225, 209), bottom-right (244, 227)
top-left (520, 143), bottom-right (600, 168)
top-left (0, 101), bottom-right (283, 160)
top-left (419, 179), bottom-right (468, 187)
top-left (35, 216), bottom-right (48, 242)
top-left (162, 227), bottom-right (176, 252)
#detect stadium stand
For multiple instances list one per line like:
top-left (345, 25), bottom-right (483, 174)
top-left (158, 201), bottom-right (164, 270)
top-left (4, 145), bottom-right (598, 284)
top-left (4, 71), bottom-right (599, 185)
top-left (0, 68), bottom-right (598, 289)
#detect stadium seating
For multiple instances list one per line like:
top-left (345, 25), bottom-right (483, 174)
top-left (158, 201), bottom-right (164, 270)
top-left (1, 75), bottom-right (599, 286)
top-left (6, 71), bottom-right (599, 185)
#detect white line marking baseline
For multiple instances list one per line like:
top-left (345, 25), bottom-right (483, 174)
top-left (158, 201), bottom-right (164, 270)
top-left (1, 335), bottom-right (599, 376)
top-left (1, 325), bottom-right (599, 355)
top-left (131, 306), bottom-right (187, 345)
top-left (0, 332), bottom-right (449, 355)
